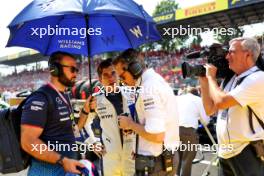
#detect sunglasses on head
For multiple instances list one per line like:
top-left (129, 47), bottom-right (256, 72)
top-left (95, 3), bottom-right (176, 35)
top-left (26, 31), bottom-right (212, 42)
top-left (60, 64), bottom-right (79, 73)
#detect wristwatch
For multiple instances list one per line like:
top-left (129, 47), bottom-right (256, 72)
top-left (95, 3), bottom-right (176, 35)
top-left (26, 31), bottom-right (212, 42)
top-left (56, 155), bottom-right (65, 165)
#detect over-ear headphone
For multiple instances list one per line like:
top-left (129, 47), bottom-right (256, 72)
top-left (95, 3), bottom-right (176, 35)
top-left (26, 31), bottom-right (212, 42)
top-left (49, 62), bottom-right (61, 77)
top-left (123, 59), bottom-right (143, 79)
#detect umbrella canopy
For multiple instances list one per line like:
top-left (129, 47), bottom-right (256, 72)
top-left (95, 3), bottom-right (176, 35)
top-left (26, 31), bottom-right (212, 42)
top-left (6, 0), bottom-right (161, 56)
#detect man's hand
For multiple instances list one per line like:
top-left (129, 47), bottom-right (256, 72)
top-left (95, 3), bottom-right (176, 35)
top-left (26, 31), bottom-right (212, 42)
top-left (205, 64), bottom-right (217, 79)
top-left (83, 95), bottom-right (97, 112)
top-left (198, 76), bottom-right (208, 85)
top-left (62, 157), bottom-right (84, 174)
top-left (118, 115), bottom-right (134, 130)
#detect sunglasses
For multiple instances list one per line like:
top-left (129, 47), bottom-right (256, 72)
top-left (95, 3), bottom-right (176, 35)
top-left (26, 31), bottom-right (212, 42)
top-left (60, 64), bottom-right (79, 73)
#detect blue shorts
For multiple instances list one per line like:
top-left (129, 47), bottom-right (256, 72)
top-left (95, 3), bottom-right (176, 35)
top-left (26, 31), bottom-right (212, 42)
top-left (28, 159), bottom-right (65, 176)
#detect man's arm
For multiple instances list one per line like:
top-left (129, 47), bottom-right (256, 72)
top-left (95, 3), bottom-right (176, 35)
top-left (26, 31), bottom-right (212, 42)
top-left (118, 116), bottom-right (164, 143)
top-left (21, 125), bottom-right (84, 174)
top-left (199, 77), bottom-right (217, 116)
top-left (21, 125), bottom-right (61, 163)
top-left (200, 64), bottom-right (239, 111)
top-left (201, 64), bottom-right (239, 111)
top-left (207, 76), bottom-right (239, 110)
top-left (78, 96), bottom-right (96, 129)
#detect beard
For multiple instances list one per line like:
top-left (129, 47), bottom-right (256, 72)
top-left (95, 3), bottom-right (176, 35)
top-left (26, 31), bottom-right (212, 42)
top-left (58, 73), bottom-right (76, 87)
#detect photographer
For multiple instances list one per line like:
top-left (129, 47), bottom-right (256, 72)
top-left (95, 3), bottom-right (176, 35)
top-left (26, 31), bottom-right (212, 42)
top-left (113, 49), bottom-right (180, 176)
top-left (199, 37), bottom-right (264, 176)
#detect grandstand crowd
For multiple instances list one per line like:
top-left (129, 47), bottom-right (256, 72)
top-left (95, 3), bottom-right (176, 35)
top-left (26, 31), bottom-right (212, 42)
top-left (0, 49), bottom-right (204, 101)
top-left (1, 42), bottom-right (262, 102)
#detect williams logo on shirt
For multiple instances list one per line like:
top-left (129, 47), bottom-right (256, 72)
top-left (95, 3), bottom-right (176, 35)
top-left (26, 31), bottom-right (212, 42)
top-left (101, 114), bottom-right (113, 119)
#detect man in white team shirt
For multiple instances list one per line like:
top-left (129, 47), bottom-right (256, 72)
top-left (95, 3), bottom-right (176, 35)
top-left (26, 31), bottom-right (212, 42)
top-left (199, 37), bottom-right (264, 176)
top-left (176, 87), bottom-right (210, 176)
top-left (113, 49), bottom-right (180, 176)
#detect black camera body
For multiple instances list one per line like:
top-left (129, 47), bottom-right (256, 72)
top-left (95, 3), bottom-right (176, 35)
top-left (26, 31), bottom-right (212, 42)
top-left (251, 140), bottom-right (264, 162)
top-left (135, 154), bottom-right (155, 175)
top-left (181, 43), bottom-right (234, 79)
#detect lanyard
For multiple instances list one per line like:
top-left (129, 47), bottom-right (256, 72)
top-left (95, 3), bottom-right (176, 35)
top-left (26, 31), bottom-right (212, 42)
top-left (47, 82), bottom-right (74, 120)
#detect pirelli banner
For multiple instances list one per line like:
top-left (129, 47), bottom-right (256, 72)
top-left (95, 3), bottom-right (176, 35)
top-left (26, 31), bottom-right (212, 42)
top-left (175, 0), bottom-right (228, 20)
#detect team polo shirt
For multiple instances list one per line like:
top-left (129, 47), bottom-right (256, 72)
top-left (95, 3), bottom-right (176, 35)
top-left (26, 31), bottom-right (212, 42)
top-left (135, 68), bottom-right (180, 156)
top-left (217, 66), bottom-right (264, 159)
top-left (21, 86), bottom-right (76, 158)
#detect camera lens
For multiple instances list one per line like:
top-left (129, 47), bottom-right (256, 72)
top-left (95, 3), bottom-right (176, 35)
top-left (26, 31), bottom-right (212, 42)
top-left (181, 62), bottom-right (205, 78)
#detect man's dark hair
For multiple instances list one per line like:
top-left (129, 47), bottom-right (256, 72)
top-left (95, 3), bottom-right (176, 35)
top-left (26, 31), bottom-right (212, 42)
top-left (49, 51), bottom-right (76, 65)
top-left (97, 58), bottom-right (113, 77)
top-left (113, 49), bottom-right (139, 65)
top-left (113, 49), bottom-right (146, 70)
top-left (187, 87), bottom-right (199, 96)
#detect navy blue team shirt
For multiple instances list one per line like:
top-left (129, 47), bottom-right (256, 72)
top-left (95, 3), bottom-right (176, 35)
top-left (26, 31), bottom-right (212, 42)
top-left (21, 85), bottom-right (76, 158)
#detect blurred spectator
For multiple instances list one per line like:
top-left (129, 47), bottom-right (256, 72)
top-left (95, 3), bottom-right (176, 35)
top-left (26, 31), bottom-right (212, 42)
top-left (176, 87), bottom-right (210, 176)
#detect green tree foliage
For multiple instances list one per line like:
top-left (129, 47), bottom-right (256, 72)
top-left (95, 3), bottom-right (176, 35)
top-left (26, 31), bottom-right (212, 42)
top-left (152, 0), bottom-right (178, 16)
top-left (216, 27), bottom-right (244, 45)
top-left (141, 0), bottom-right (188, 52)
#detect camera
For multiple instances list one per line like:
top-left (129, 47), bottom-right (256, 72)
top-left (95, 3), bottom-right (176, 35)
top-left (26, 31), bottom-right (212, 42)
top-left (181, 43), bottom-right (234, 79)
top-left (135, 154), bottom-right (155, 175)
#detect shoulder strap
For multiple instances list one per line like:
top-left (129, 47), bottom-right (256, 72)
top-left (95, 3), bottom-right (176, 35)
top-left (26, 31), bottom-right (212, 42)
top-left (234, 69), bottom-right (264, 134)
top-left (222, 72), bottom-right (235, 89)
top-left (247, 106), bottom-right (264, 134)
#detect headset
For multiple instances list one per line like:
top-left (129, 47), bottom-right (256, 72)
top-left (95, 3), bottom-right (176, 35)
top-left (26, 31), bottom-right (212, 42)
top-left (123, 58), bottom-right (144, 79)
top-left (49, 62), bottom-right (62, 77)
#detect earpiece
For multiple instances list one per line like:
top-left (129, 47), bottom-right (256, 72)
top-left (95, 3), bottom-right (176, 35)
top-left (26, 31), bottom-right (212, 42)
top-left (49, 62), bottom-right (61, 77)
top-left (126, 61), bottom-right (143, 79)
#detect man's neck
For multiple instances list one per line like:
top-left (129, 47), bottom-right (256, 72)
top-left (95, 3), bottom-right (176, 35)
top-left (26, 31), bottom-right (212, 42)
top-left (50, 78), bottom-right (66, 92)
top-left (236, 63), bottom-right (256, 76)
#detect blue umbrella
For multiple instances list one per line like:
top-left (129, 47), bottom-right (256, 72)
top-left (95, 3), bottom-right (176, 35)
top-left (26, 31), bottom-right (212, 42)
top-left (6, 0), bottom-right (161, 56)
top-left (6, 0), bottom-right (161, 83)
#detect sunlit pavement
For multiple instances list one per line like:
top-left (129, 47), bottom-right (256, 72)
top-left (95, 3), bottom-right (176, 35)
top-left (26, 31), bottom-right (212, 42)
top-left (1, 147), bottom-right (218, 176)
top-left (192, 149), bottom-right (218, 176)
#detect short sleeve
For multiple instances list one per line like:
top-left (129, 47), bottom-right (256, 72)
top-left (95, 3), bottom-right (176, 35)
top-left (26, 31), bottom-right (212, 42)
top-left (229, 73), bottom-right (264, 107)
top-left (21, 93), bottom-right (48, 128)
top-left (141, 86), bottom-right (166, 133)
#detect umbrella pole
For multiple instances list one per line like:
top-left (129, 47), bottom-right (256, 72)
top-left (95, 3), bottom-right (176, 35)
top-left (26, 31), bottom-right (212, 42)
top-left (85, 15), bottom-right (92, 91)
top-left (88, 56), bottom-right (92, 87)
